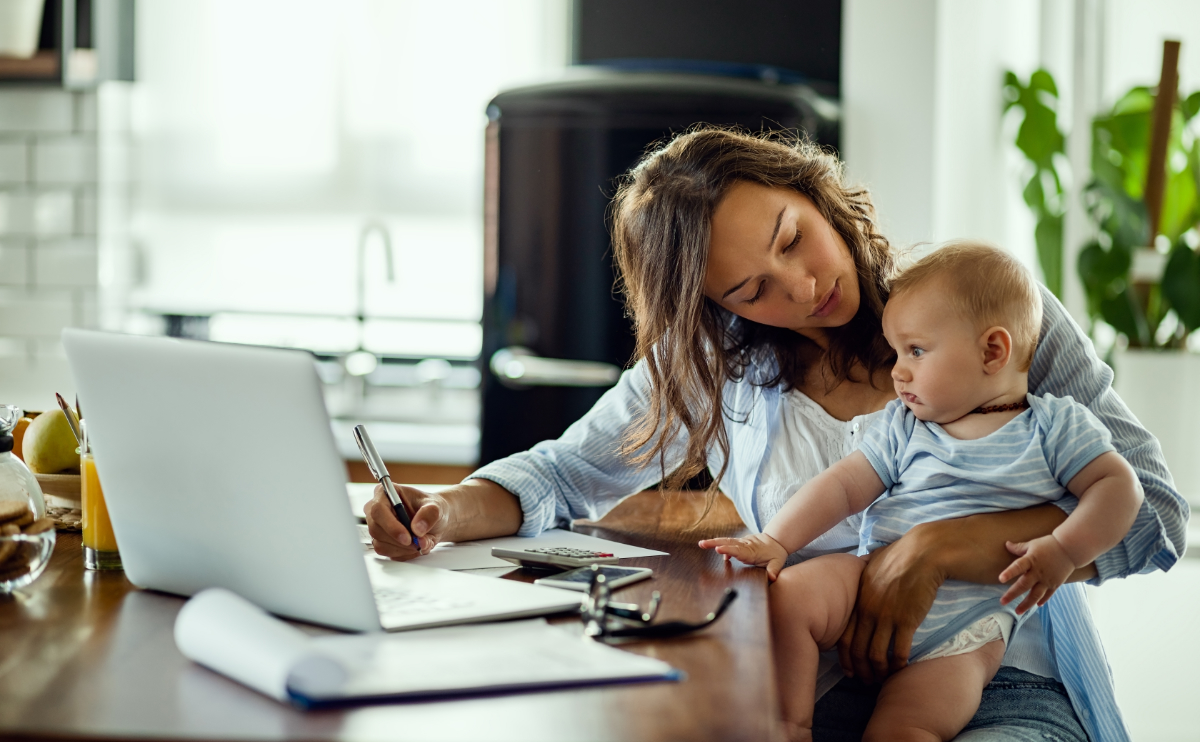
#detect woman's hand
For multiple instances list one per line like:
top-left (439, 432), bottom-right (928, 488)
top-left (837, 533), bottom-right (944, 684)
top-left (364, 478), bottom-right (525, 560)
top-left (998, 535), bottom-right (1075, 614)
top-left (838, 504), bottom-right (1088, 684)
top-left (699, 533), bottom-right (789, 581)
top-left (363, 484), bottom-right (450, 560)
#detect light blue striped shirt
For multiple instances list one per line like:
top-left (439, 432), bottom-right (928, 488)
top-left (470, 286), bottom-right (1188, 742)
top-left (857, 393), bottom-right (1115, 657)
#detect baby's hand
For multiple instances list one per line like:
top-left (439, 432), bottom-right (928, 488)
top-left (698, 533), bottom-right (788, 581)
top-left (998, 535), bottom-right (1076, 614)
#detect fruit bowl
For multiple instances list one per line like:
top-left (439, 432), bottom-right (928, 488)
top-left (0, 528), bottom-right (55, 593)
top-left (34, 472), bottom-right (81, 508)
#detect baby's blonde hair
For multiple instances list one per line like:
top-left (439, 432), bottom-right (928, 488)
top-left (890, 241), bottom-right (1043, 371)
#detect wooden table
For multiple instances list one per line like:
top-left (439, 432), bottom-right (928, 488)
top-left (0, 492), bottom-right (779, 742)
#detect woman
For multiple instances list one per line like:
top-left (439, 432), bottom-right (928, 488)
top-left (365, 128), bottom-right (1186, 741)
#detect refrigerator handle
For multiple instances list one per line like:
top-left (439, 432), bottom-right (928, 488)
top-left (490, 347), bottom-right (621, 388)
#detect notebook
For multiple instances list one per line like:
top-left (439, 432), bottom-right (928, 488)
top-left (176, 588), bottom-right (680, 707)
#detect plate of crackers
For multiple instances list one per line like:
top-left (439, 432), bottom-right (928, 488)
top-left (0, 499), bottom-right (56, 593)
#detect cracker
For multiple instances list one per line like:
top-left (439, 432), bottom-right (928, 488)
top-left (0, 561), bottom-right (31, 582)
top-left (0, 539), bottom-right (15, 564)
top-left (22, 517), bottom-right (54, 535)
top-left (0, 550), bottom-right (29, 570)
top-left (11, 509), bottom-right (34, 528)
top-left (0, 501), bottom-right (29, 524)
top-left (0, 523), bottom-right (18, 537)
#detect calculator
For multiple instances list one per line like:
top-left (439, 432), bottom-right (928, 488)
top-left (491, 546), bottom-right (621, 570)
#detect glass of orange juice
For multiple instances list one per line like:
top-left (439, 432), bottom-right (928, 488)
top-left (82, 446), bottom-right (121, 571)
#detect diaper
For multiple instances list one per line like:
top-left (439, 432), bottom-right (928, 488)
top-left (916, 612), bottom-right (1015, 663)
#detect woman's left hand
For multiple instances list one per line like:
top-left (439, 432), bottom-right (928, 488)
top-left (836, 528), bottom-right (944, 684)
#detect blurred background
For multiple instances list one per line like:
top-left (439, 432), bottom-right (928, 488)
top-left (1, 2), bottom-right (1198, 736)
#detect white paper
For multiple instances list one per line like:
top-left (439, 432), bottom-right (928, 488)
top-left (174, 588), bottom-right (318, 701)
top-left (176, 589), bottom-right (678, 707)
top-left (407, 529), bottom-right (668, 571)
top-left (296, 619), bottom-right (677, 702)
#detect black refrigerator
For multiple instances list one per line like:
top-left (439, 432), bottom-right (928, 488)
top-left (480, 70), bottom-right (839, 465)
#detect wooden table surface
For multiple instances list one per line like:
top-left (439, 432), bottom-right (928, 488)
top-left (0, 491), bottom-right (780, 742)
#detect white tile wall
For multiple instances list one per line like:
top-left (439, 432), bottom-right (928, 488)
top-left (0, 89), bottom-right (101, 411)
top-left (0, 191), bottom-right (33, 234)
top-left (33, 190), bottom-right (75, 235)
top-left (34, 239), bottom-right (98, 287)
top-left (0, 90), bottom-right (74, 134)
top-left (34, 138), bottom-right (97, 184)
top-left (0, 290), bottom-right (77, 337)
top-left (76, 190), bottom-right (97, 235)
top-left (0, 141), bottom-right (28, 184)
top-left (74, 93), bottom-right (97, 133)
top-left (0, 240), bottom-right (29, 286)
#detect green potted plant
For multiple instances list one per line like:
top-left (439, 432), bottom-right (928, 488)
top-left (1077, 87), bottom-right (1200, 351)
top-left (1006, 49), bottom-right (1200, 502)
top-left (1002, 69), bottom-right (1068, 300)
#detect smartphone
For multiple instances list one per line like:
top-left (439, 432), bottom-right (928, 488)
top-left (491, 546), bottom-right (620, 570)
top-left (534, 565), bottom-right (653, 592)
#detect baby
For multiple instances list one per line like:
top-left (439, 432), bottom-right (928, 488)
top-left (701, 242), bottom-right (1144, 742)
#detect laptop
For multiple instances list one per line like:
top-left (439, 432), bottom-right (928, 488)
top-left (62, 329), bottom-right (582, 632)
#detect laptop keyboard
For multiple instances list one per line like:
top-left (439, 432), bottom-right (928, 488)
top-left (373, 585), bottom-right (475, 617)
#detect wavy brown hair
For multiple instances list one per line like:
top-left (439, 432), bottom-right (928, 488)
top-left (610, 126), bottom-right (896, 519)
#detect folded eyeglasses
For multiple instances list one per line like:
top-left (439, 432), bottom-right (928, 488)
top-left (580, 564), bottom-right (738, 641)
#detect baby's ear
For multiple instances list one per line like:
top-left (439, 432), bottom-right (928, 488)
top-left (980, 326), bottom-right (1013, 374)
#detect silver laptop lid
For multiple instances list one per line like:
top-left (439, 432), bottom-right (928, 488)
top-left (63, 329), bottom-right (381, 632)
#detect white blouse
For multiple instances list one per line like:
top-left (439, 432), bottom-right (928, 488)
top-left (755, 389), bottom-right (885, 560)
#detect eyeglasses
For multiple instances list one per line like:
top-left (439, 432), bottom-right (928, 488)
top-left (580, 565), bottom-right (738, 641)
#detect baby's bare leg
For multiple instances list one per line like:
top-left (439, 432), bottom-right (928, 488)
top-left (770, 553), bottom-right (865, 742)
top-left (862, 639), bottom-right (1006, 742)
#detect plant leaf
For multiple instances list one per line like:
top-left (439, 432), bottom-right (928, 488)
top-left (1100, 287), bottom-right (1150, 346)
top-left (1078, 239), bottom-right (1131, 293)
top-left (1182, 91), bottom-right (1200, 121)
top-left (1030, 69), bottom-right (1059, 98)
top-left (1160, 164), bottom-right (1198, 243)
top-left (1036, 214), bottom-right (1064, 298)
top-left (1112, 87), bottom-right (1154, 116)
top-left (1023, 173), bottom-right (1045, 211)
top-left (1016, 104), bottom-right (1064, 169)
top-left (1161, 243), bottom-right (1200, 331)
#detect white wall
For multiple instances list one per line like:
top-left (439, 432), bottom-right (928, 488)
top-left (841, 0), bottom-right (938, 250)
top-left (844, 0), bottom-right (1200, 326)
top-left (0, 89), bottom-right (104, 412)
top-left (843, 0), bottom-right (1041, 263)
top-left (1104, 0), bottom-right (1200, 103)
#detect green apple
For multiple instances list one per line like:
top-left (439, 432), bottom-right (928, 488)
top-left (23, 410), bottom-right (81, 474)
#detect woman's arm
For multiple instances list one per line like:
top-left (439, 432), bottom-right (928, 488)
top-left (837, 503), bottom-right (1095, 683)
top-left (1030, 286), bottom-right (1188, 581)
top-left (366, 360), bottom-right (683, 559)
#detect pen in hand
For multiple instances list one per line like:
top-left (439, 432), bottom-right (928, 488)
top-left (352, 424), bottom-right (420, 550)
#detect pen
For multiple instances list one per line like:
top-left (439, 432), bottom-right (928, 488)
top-left (352, 424), bottom-right (420, 549)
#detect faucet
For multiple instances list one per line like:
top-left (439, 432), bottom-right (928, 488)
top-left (345, 221), bottom-right (395, 378)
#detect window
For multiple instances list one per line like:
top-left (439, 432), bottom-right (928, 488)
top-left (120, 0), bottom-right (569, 359)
